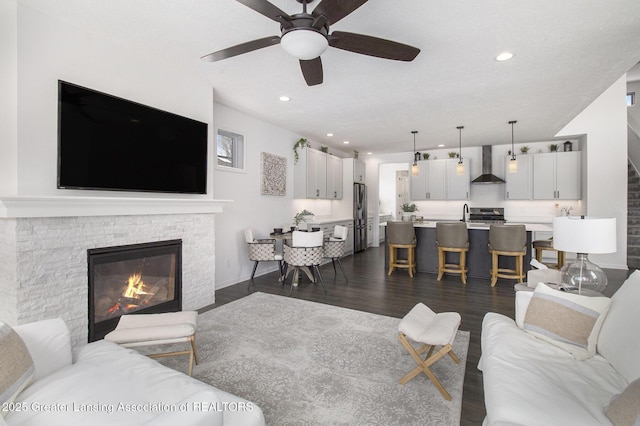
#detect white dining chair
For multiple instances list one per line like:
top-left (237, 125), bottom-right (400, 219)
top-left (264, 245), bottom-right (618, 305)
top-left (282, 230), bottom-right (325, 295)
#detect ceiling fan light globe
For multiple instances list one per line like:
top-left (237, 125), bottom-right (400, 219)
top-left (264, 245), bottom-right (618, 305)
top-left (281, 29), bottom-right (328, 60)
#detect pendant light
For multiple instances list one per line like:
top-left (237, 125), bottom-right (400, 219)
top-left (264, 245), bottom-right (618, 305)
top-left (456, 126), bottom-right (464, 175)
top-left (411, 130), bottom-right (419, 176)
top-left (508, 120), bottom-right (518, 173)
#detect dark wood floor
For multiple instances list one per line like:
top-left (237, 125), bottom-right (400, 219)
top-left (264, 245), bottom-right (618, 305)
top-left (207, 246), bottom-right (630, 426)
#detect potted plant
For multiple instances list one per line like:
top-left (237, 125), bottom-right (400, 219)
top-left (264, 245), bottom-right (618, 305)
top-left (550, 144), bottom-right (559, 152)
top-left (293, 138), bottom-right (310, 164)
top-left (294, 209), bottom-right (315, 226)
top-left (400, 203), bottom-right (419, 221)
top-left (448, 151), bottom-right (457, 158)
top-left (422, 152), bottom-right (430, 160)
top-left (520, 146), bottom-right (530, 154)
top-left (320, 146), bottom-right (329, 153)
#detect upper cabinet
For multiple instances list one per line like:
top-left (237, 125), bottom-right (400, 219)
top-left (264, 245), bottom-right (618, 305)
top-left (410, 159), bottom-right (446, 200)
top-left (326, 154), bottom-right (344, 199)
top-left (353, 159), bottom-right (366, 183)
top-left (294, 148), bottom-right (343, 199)
top-left (446, 158), bottom-right (471, 200)
top-left (410, 159), bottom-right (470, 201)
top-left (533, 152), bottom-right (581, 200)
top-left (504, 151), bottom-right (581, 200)
top-left (505, 155), bottom-right (533, 200)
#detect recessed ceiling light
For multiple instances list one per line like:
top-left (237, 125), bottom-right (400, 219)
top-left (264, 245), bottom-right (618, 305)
top-left (366, 152), bottom-right (373, 155)
top-left (279, 96), bottom-right (291, 102)
top-left (343, 141), bottom-right (350, 144)
top-left (326, 133), bottom-right (334, 137)
top-left (495, 52), bottom-right (514, 62)
top-left (438, 144), bottom-right (445, 147)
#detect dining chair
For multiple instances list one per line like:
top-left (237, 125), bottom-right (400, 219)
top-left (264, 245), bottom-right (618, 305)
top-left (244, 228), bottom-right (283, 288)
top-left (283, 230), bottom-right (326, 295)
top-left (323, 225), bottom-right (349, 282)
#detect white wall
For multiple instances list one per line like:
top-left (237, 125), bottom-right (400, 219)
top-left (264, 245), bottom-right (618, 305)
top-left (9, 2), bottom-right (213, 197)
top-left (0, 1), bottom-right (18, 194)
top-left (557, 75), bottom-right (628, 269)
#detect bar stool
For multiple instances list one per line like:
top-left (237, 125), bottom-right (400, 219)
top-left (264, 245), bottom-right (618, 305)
top-left (532, 238), bottom-right (565, 269)
top-left (387, 221), bottom-right (417, 278)
top-left (488, 224), bottom-right (527, 287)
top-left (436, 222), bottom-right (469, 284)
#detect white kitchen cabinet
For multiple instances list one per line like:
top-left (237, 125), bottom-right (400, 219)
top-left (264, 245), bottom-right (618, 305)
top-left (446, 158), bottom-right (471, 200)
top-left (533, 152), bottom-right (581, 200)
top-left (504, 155), bottom-right (533, 200)
top-left (410, 159), bottom-right (446, 200)
top-left (294, 148), bottom-right (344, 199)
top-left (326, 155), bottom-right (343, 199)
top-left (353, 159), bottom-right (366, 183)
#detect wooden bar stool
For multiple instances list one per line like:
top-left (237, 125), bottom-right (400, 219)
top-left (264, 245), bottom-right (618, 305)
top-left (532, 238), bottom-right (566, 269)
top-left (436, 222), bottom-right (469, 284)
top-left (488, 224), bottom-right (527, 287)
top-left (387, 221), bottom-right (417, 278)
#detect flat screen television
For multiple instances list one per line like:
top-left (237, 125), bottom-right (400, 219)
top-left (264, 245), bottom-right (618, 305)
top-left (57, 81), bottom-right (208, 194)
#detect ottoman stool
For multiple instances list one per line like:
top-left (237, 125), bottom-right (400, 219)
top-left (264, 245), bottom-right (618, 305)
top-left (105, 311), bottom-right (199, 376)
top-left (398, 303), bottom-right (461, 400)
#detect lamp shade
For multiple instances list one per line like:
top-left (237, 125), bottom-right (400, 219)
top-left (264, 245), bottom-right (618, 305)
top-left (280, 29), bottom-right (328, 60)
top-left (553, 216), bottom-right (616, 254)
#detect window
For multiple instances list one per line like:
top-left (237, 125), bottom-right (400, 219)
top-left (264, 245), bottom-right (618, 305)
top-left (216, 129), bottom-right (245, 171)
top-left (628, 92), bottom-right (636, 107)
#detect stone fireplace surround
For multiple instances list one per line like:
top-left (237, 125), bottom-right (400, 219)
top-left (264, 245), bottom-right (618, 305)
top-left (0, 196), bottom-right (229, 348)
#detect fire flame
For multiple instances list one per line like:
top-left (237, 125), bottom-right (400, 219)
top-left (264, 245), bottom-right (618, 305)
top-left (123, 272), bottom-right (148, 298)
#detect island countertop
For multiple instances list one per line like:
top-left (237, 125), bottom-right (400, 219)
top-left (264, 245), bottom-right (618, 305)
top-left (381, 221), bottom-right (552, 232)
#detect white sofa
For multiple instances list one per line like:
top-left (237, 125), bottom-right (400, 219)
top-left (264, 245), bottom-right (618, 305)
top-left (479, 270), bottom-right (640, 425)
top-left (1, 318), bottom-right (265, 426)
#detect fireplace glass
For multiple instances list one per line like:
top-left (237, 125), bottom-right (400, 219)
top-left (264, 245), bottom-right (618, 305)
top-left (88, 239), bottom-right (182, 341)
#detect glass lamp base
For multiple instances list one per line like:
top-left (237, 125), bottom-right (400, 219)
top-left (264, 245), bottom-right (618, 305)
top-left (560, 253), bottom-right (607, 294)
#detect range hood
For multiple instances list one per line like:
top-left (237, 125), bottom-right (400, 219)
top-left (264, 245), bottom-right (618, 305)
top-left (471, 145), bottom-right (506, 184)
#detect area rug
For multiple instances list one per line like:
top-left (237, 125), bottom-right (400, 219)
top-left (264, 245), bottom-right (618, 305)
top-left (161, 292), bottom-right (469, 425)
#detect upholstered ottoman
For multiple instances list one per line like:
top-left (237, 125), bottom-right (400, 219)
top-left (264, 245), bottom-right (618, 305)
top-left (105, 311), bottom-right (199, 376)
top-left (398, 303), bottom-right (461, 400)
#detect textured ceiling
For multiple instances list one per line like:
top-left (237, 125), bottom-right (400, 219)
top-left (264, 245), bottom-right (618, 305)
top-left (17, 0), bottom-right (640, 153)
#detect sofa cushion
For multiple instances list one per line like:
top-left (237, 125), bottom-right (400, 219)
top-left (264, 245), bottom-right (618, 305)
top-left (522, 283), bottom-right (611, 360)
top-left (0, 322), bottom-right (35, 414)
top-left (606, 377), bottom-right (640, 426)
top-left (598, 270), bottom-right (640, 383)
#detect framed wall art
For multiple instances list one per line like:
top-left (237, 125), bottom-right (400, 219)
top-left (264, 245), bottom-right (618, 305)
top-left (260, 152), bottom-right (287, 196)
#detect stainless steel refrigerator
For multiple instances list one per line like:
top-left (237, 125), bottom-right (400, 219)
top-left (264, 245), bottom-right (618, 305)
top-left (353, 183), bottom-right (367, 252)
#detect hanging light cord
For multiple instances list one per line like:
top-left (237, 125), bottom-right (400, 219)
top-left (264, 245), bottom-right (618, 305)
top-left (457, 126), bottom-right (464, 161)
top-left (509, 120), bottom-right (517, 159)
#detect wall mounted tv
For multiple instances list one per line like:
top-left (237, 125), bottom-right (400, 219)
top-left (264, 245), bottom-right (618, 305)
top-left (57, 81), bottom-right (208, 194)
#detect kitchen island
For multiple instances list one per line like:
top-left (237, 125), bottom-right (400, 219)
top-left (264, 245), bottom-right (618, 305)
top-left (382, 221), bottom-right (553, 281)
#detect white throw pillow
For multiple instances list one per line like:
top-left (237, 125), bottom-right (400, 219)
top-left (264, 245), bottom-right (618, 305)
top-left (597, 269), bottom-right (640, 384)
top-left (0, 322), bottom-right (35, 416)
top-left (522, 283), bottom-right (611, 360)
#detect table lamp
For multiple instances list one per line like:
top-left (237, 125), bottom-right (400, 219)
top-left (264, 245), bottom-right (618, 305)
top-left (553, 216), bottom-right (616, 294)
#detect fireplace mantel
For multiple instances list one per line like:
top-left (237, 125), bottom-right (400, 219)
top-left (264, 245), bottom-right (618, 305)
top-left (0, 195), bottom-right (232, 218)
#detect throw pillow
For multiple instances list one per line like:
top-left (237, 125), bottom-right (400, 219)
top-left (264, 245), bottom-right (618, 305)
top-left (0, 322), bottom-right (35, 416)
top-left (606, 378), bottom-right (640, 426)
top-left (522, 283), bottom-right (611, 360)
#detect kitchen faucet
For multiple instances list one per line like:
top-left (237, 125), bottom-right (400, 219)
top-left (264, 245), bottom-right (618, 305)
top-left (462, 203), bottom-right (469, 222)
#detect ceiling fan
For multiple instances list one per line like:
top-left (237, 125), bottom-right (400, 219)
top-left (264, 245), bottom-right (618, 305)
top-left (201, 0), bottom-right (420, 86)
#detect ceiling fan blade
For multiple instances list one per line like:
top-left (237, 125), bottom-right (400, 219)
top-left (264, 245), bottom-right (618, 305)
top-left (300, 57), bottom-right (323, 86)
top-left (329, 31), bottom-right (420, 61)
top-left (235, 0), bottom-right (291, 25)
top-left (312, 0), bottom-right (368, 26)
top-left (201, 36), bottom-right (280, 62)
